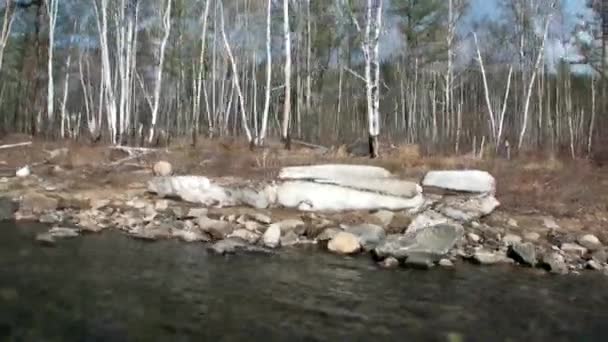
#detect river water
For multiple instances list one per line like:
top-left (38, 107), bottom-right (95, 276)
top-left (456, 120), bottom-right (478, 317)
top-left (1, 222), bottom-right (608, 341)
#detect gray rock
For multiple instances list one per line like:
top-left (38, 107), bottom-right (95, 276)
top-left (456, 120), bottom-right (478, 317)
top-left (439, 258), bottom-right (454, 267)
top-left (242, 221), bottom-right (261, 231)
top-left (197, 217), bottom-right (234, 239)
top-left (523, 232), bottom-right (541, 242)
top-left (316, 227), bottom-right (342, 241)
top-left (280, 231), bottom-right (300, 246)
top-left (251, 213), bottom-right (272, 224)
top-left (386, 212), bottom-right (412, 234)
top-left (0, 197), bottom-right (17, 221)
top-left (374, 223), bottom-right (464, 261)
top-left (228, 229), bottom-right (260, 244)
top-left (187, 208), bottom-right (209, 218)
top-left (328, 232), bottom-right (361, 255)
top-left (39, 212), bottom-right (61, 224)
top-left (578, 234), bottom-right (602, 251)
top-left (560, 242), bottom-right (588, 256)
top-left (372, 210), bottom-right (395, 227)
top-left (543, 217), bottom-right (560, 230)
top-left (592, 249), bottom-right (608, 264)
top-left (20, 193), bottom-right (59, 214)
top-left (263, 224), bottom-right (281, 248)
top-left (171, 229), bottom-right (209, 242)
top-left (403, 251), bottom-right (435, 269)
top-left (407, 210), bottom-right (452, 233)
top-left (35, 232), bottom-right (55, 246)
top-left (467, 232), bottom-right (481, 243)
top-left (131, 225), bottom-right (172, 241)
top-left (345, 223), bottom-right (385, 251)
top-left (540, 252), bottom-right (569, 275)
top-left (473, 249), bottom-right (510, 265)
top-left (48, 227), bottom-right (79, 238)
top-left (274, 219), bottom-right (306, 235)
top-left (379, 257), bottom-right (400, 269)
top-left (586, 259), bottom-right (604, 271)
top-left (503, 234), bottom-right (523, 245)
top-left (508, 242), bottom-right (537, 266)
top-left (209, 238), bottom-right (273, 255)
top-left (422, 170), bottom-right (496, 194)
top-left (148, 176), bottom-right (239, 207)
top-left (437, 195), bottom-right (500, 222)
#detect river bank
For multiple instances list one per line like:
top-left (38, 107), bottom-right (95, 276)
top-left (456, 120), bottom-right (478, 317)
top-left (0, 137), bottom-right (607, 276)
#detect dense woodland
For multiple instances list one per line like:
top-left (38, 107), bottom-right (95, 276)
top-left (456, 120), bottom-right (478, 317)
top-left (0, 0), bottom-right (606, 158)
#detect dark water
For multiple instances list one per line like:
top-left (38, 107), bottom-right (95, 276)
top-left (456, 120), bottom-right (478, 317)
top-left (1, 223), bottom-right (608, 342)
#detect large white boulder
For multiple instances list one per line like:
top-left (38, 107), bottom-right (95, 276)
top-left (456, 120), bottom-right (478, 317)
top-left (275, 181), bottom-right (425, 211)
top-left (147, 176), bottom-right (238, 207)
top-left (314, 177), bottom-right (421, 199)
top-left (422, 170), bottom-right (496, 194)
top-left (279, 164), bottom-right (392, 181)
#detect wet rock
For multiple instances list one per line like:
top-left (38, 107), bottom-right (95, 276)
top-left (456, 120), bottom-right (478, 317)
top-left (374, 224), bottom-right (464, 261)
top-left (508, 242), bottom-right (537, 266)
top-left (560, 242), bottom-right (588, 257)
top-left (39, 212), bottom-right (61, 224)
top-left (35, 232), bottom-right (55, 246)
top-left (48, 227), bottom-right (80, 238)
top-left (208, 238), bottom-right (270, 255)
top-left (473, 249), bottom-right (510, 265)
top-left (407, 210), bottom-right (452, 233)
top-left (404, 252), bottom-right (435, 269)
top-left (439, 259), bottom-right (454, 267)
top-left (20, 193), bottom-right (59, 214)
top-left (372, 210), bottom-right (395, 227)
top-left (344, 223), bottom-right (385, 251)
top-left (386, 212), bottom-right (412, 234)
top-left (379, 257), bottom-right (400, 269)
top-left (251, 213), bottom-right (272, 224)
top-left (243, 221), bottom-right (260, 231)
top-left (316, 227), bottom-right (342, 242)
top-left (197, 217), bottom-right (234, 239)
top-left (540, 252), bottom-right (569, 275)
top-left (327, 232), bottom-right (361, 255)
top-left (263, 224), bottom-right (281, 248)
top-left (586, 259), bottom-right (604, 271)
top-left (592, 249), bottom-right (608, 264)
top-left (172, 229), bottom-right (209, 242)
top-left (523, 232), bottom-right (541, 242)
top-left (436, 195), bottom-right (500, 222)
top-left (578, 234), bottom-right (602, 251)
top-left (153, 161), bottom-right (173, 176)
top-left (422, 170), bottom-right (496, 194)
top-left (16, 166), bottom-right (31, 178)
top-left (0, 197), bottom-right (17, 221)
top-left (131, 225), bottom-right (172, 241)
top-left (280, 231), bottom-right (300, 246)
top-left (229, 229), bottom-right (260, 244)
top-left (502, 234), bottom-right (522, 245)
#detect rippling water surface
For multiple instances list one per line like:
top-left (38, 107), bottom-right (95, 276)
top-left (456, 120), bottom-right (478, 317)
top-left (1, 222), bottom-right (608, 341)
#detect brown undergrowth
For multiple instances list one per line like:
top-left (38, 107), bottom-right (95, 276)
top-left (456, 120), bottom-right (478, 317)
top-left (0, 135), bottom-right (606, 223)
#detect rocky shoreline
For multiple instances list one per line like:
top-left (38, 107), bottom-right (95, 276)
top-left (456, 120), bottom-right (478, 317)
top-left (1, 162), bottom-right (606, 276)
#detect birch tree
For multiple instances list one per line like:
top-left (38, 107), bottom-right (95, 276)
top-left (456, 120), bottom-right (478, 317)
top-left (281, 0), bottom-right (292, 148)
top-left (258, 0), bottom-right (272, 146)
top-left (46, 0), bottom-right (60, 126)
top-left (0, 0), bottom-right (15, 73)
top-left (148, 0), bottom-right (172, 143)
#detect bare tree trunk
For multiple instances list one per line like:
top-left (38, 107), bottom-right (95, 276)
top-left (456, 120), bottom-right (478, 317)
top-left (517, 13), bottom-right (552, 150)
top-left (46, 0), bottom-right (59, 131)
top-left (192, 0), bottom-right (211, 146)
top-left (281, 0), bottom-right (292, 149)
top-left (219, 1), bottom-right (252, 143)
top-left (60, 55), bottom-right (71, 138)
top-left (148, 0), bottom-right (172, 144)
top-left (258, 0), bottom-right (272, 146)
top-left (0, 0), bottom-right (15, 74)
top-left (588, 75), bottom-right (596, 156)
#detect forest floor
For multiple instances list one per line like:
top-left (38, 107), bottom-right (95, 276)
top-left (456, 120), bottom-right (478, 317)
top-left (1, 133), bottom-right (607, 246)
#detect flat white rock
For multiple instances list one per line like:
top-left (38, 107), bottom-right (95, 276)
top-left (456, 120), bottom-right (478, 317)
top-left (279, 164), bottom-right (392, 181)
top-left (422, 170), bottom-right (496, 194)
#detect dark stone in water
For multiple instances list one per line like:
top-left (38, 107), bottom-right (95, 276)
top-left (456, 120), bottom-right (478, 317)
top-left (508, 242), bottom-right (537, 267)
top-left (0, 197), bottom-right (17, 222)
top-left (209, 238), bottom-right (273, 255)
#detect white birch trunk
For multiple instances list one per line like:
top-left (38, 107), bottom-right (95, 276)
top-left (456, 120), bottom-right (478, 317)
top-left (258, 0), bottom-right (273, 145)
top-left (46, 0), bottom-right (60, 124)
top-left (281, 0), bottom-right (291, 145)
top-left (0, 0), bottom-right (15, 73)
